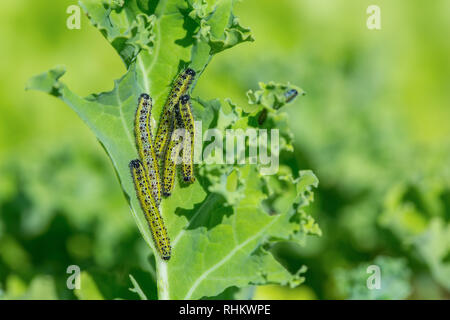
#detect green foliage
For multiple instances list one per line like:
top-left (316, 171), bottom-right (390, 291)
top-left (0, 275), bottom-right (58, 300)
top-left (26, 0), bottom-right (317, 299)
top-left (207, 0), bottom-right (450, 299)
top-left (379, 174), bottom-right (450, 290)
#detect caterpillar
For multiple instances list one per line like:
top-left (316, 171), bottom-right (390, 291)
top-left (178, 95), bottom-right (195, 183)
top-left (162, 105), bottom-right (185, 197)
top-left (129, 159), bottom-right (171, 261)
top-left (155, 68), bottom-right (196, 159)
top-left (134, 93), bottom-right (161, 206)
top-left (285, 89), bottom-right (299, 103)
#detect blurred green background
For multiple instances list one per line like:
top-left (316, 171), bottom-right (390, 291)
top-left (0, 0), bottom-right (449, 299)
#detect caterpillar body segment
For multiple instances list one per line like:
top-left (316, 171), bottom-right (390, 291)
top-left (154, 107), bottom-right (174, 160)
top-left (129, 159), bottom-right (171, 261)
top-left (178, 95), bottom-right (195, 183)
top-left (162, 106), bottom-right (185, 197)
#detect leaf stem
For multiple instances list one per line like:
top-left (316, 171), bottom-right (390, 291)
top-left (157, 258), bottom-right (170, 300)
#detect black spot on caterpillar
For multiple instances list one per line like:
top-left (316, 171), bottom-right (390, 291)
top-left (135, 93), bottom-right (161, 205)
top-left (155, 68), bottom-right (196, 159)
top-left (129, 159), bottom-right (171, 261)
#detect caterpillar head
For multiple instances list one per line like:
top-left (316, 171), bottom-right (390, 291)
top-left (185, 68), bottom-right (196, 76)
top-left (129, 159), bottom-right (141, 169)
top-left (180, 95), bottom-right (190, 104)
top-left (140, 93), bottom-right (150, 100)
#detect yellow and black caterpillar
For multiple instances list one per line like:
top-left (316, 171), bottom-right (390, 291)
top-left (134, 93), bottom-right (161, 205)
top-left (178, 95), bottom-right (195, 184)
top-left (129, 159), bottom-right (171, 260)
